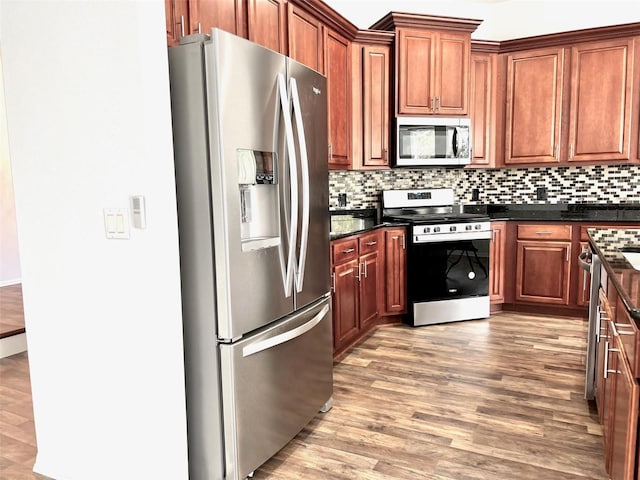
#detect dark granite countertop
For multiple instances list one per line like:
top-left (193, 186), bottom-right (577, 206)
top-left (329, 222), bottom-right (408, 241)
top-left (588, 228), bottom-right (640, 320)
top-left (467, 203), bottom-right (640, 223)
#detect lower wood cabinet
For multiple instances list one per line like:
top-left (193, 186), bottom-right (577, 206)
top-left (384, 228), bottom-right (406, 314)
top-left (489, 221), bottom-right (506, 303)
top-left (595, 282), bottom-right (640, 480)
top-left (331, 227), bottom-right (406, 357)
top-left (514, 224), bottom-right (572, 306)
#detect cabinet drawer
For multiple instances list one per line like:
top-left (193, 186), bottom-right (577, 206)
top-left (332, 238), bottom-right (359, 265)
top-left (517, 224), bottom-right (572, 241)
top-left (615, 296), bottom-right (639, 378)
top-left (358, 231), bottom-right (381, 255)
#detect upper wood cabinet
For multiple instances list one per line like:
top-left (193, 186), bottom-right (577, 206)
top-left (325, 28), bottom-right (352, 168)
top-left (469, 49), bottom-right (499, 167)
top-left (165, 0), bottom-right (245, 46)
top-left (287, 4), bottom-right (324, 73)
top-left (166, 0), bottom-right (189, 46)
top-left (362, 43), bottom-right (391, 168)
top-left (247, 0), bottom-right (286, 54)
top-left (396, 28), bottom-right (470, 115)
top-left (370, 13), bottom-right (481, 117)
top-left (567, 38), bottom-right (635, 163)
top-left (504, 47), bottom-right (565, 165)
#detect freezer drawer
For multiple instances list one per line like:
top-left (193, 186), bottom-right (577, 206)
top-left (219, 295), bottom-right (333, 479)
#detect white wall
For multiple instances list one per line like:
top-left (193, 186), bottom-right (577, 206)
top-left (0, 2), bottom-right (189, 479)
top-left (0, 56), bottom-right (21, 286)
top-left (324, 0), bottom-right (640, 40)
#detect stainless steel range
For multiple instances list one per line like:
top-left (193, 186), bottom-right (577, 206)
top-left (383, 188), bottom-right (491, 326)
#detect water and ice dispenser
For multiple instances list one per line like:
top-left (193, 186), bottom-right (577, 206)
top-left (237, 149), bottom-right (280, 252)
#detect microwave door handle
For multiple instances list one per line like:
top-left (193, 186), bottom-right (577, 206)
top-left (289, 77), bottom-right (309, 293)
top-left (277, 73), bottom-right (298, 297)
top-left (452, 127), bottom-right (459, 158)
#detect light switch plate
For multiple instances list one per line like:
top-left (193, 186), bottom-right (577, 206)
top-left (103, 208), bottom-right (130, 239)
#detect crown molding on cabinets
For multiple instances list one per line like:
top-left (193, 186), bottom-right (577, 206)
top-left (498, 22), bottom-right (640, 53)
top-left (370, 12), bottom-right (482, 34)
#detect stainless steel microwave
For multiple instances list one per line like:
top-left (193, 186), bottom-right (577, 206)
top-left (396, 116), bottom-right (471, 167)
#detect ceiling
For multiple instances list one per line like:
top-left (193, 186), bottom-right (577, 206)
top-left (323, 0), bottom-right (640, 41)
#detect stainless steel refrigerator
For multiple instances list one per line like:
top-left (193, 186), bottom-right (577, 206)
top-left (168, 29), bottom-right (333, 480)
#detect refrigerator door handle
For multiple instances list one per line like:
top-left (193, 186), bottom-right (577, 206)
top-left (277, 73), bottom-right (298, 297)
top-left (242, 304), bottom-right (330, 357)
top-left (290, 77), bottom-right (310, 293)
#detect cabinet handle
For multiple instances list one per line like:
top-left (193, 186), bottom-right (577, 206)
top-left (604, 341), bottom-right (620, 378)
top-left (331, 272), bottom-right (335, 293)
top-left (436, 96), bottom-right (441, 111)
top-left (197, 22), bottom-right (201, 34)
top-left (383, 148), bottom-right (387, 161)
top-left (569, 144), bottom-right (574, 160)
top-left (328, 143), bottom-right (333, 160)
top-left (401, 235), bottom-right (405, 250)
top-left (615, 323), bottom-right (635, 335)
top-left (365, 241), bottom-right (377, 246)
top-left (431, 97), bottom-right (435, 112)
top-left (355, 263), bottom-right (361, 282)
top-left (342, 248), bottom-right (355, 254)
top-left (565, 247), bottom-right (569, 262)
top-left (363, 261), bottom-right (368, 278)
top-left (535, 231), bottom-right (553, 235)
top-left (178, 15), bottom-right (185, 38)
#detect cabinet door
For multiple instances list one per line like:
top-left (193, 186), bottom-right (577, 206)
top-left (435, 31), bottom-right (469, 115)
top-left (287, 4), bottom-right (324, 73)
top-left (332, 260), bottom-right (359, 352)
top-left (384, 228), bottom-right (407, 314)
top-left (325, 29), bottom-right (352, 169)
top-left (505, 48), bottom-right (564, 164)
top-left (189, 0), bottom-right (245, 37)
top-left (515, 240), bottom-right (571, 305)
top-left (362, 45), bottom-right (390, 167)
top-left (595, 303), bottom-right (609, 426)
top-left (470, 52), bottom-right (496, 166)
top-left (397, 28), bottom-right (436, 115)
top-left (359, 251), bottom-right (379, 329)
top-left (489, 222), bottom-right (506, 303)
top-left (608, 335), bottom-right (639, 480)
top-left (247, 0), bottom-right (286, 54)
top-left (166, 0), bottom-right (189, 46)
top-left (568, 39), bottom-right (634, 163)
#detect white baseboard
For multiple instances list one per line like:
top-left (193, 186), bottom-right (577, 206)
top-left (0, 278), bottom-right (21, 287)
top-left (0, 333), bottom-right (27, 359)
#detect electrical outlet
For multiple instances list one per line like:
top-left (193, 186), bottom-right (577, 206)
top-left (536, 187), bottom-right (548, 201)
top-left (471, 188), bottom-right (480, 202)
top-left (338, 193), bottom-right (347, 207)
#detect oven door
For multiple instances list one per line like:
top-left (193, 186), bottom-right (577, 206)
top-left (408, 236), bottom-right (490, 326)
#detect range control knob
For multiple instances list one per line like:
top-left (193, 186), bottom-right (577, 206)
top-left (423, 227), bottom-right (431, 233)
top-left (474, 224), bottom-right (482, 230)
top-left (465, 225), bottom-right (473, 231)
top-left (434, 226), bottom-right (441, 233)
top-left (450, 226), bottom-right (457, 232)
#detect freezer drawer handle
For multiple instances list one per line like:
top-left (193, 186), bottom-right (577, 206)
top-left (242, 304), bottom-right (330, 357)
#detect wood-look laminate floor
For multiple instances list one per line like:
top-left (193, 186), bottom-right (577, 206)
top-left (0, 284), bottom-right (25, 338)
top-left (0, 313), bottom-right (606, 479)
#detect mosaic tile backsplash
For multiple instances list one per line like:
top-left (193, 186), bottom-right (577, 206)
top-left (329, 164), bottom-right (640, 210)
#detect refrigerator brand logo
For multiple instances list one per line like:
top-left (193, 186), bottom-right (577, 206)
top-left (312, 87), bottom-right (321, 95)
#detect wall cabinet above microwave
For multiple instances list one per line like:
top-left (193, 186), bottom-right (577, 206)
top-left (370, 13), bottom-right (481, 117)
